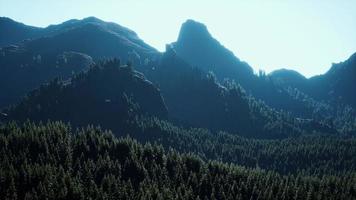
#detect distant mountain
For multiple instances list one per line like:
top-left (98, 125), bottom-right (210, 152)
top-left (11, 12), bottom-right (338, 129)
top-left (309, 53), bottom-right (356, 107)
top-left (0, 17), bottom-right (42, 47)
top-left (0, 45), bottom-right (93, 108)
top-left (171, 20), bottom-right (254, 87)
top-left (3, 60), bottom-right (168, 132)
top-left (267, 55), bottom-right (356, 134)
top-left (0, 17), bottom-right (160, 108)
top-left (45, 17), bottom-right (155, 51)
top-left (139, 48), bottom-right (336, 138)
top-left (269, 69), bottom-right (308, 89)
top-left (270, 53), bottom-right (356, 108)
top-left (29, 17), bottom-right (159, 62)
top-left (0, 17), bottom-right (353, 136)
top-left (171, 19), bottom-right (356, 128)
top-left (170, 20), bottom-right (315, 115)
top-left (0, 17), bottom-right (159, 62)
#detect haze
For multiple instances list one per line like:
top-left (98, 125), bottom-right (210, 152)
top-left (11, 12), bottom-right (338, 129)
top-left (1, 0), bottom-right (355, 77)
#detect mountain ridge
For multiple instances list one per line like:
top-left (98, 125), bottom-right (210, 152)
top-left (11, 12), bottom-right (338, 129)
top-left (0, 16), bottom-right (355, 135)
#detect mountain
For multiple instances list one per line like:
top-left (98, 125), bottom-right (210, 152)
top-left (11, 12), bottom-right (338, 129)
top-left (25, 17), bottom-right (159, 62)
top-left (0, 17), bottom-right (42, 47)
top-left (2, 60), bottom-right (168, 132)
top-left (171, 19), bottom-right (356, 130)
top-left (271, 53), bottom-right (356, 107)
top-left (0, 16), bottom-right (355, 199)
top-left (269, 68), bottom-right (308, 89)
top-left (0, 17), bottom-right (159, 62)
top-left (308, 53), bottom-right (356, 107)
top-left (170, 20), bottom-right (318, 116)
top-left (270, 53), bottom-right (356, 108)
top-left (171, 20), bottom-right (255, 87)
top-left (0, 17), bottom-right (161, 108)
top-left (2, 49), bottom-right (336, 139)
top-left (266, 54), bottom-right (356, 134)
top-left (139, 48), bottom-right (336, 138)
top-left (1, 17), bottom-right (351, 135)
top-left (0, 45), bottom-right (93, 108)
top-left (45, 17), bottom-right (155, 51)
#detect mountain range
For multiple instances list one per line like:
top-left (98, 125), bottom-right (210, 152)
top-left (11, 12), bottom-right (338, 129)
top-left (0, 16), bottom-right (355, 199)
top-left (1, 16), bottom-right (355, 134)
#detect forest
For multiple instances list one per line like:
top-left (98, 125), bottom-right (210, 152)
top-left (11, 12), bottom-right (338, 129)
top-left (1, 121), bottom-right (355, 200)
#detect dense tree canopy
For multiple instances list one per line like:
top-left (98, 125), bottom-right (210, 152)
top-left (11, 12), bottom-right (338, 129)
top-left (1, 121), bottom-right (355, 200)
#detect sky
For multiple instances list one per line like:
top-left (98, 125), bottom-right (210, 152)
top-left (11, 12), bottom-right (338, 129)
top-left (1, 0), bottom-right (356, 77)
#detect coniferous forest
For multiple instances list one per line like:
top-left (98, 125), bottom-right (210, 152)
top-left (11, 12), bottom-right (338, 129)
top-left (0, 16), bottom-right (355, 199)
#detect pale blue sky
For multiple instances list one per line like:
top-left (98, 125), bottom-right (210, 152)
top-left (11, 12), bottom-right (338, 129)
top-left (1, 0), bottom-right (355, 77)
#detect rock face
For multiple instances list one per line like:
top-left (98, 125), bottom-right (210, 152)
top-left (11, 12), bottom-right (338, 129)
top-left (4, 60), bottom-right (168, 132)
top-left (172, 20), bottom-right (254, 87)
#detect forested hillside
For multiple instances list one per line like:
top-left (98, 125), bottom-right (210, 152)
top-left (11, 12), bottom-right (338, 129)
top-left (0, 17), bottom-right (160, 109)
top-left (0, 46), bottom-right (93, 108)
top-left (127, 117), bottom-right (356, 176)
top-left (171, 20), bottom-right (356, 134)
top-left (140, 49), bottom-right (336, 138)
top-left (1, 121), bottom-right (355, 200)
top-left (3, 60), bottom-right (167, 133)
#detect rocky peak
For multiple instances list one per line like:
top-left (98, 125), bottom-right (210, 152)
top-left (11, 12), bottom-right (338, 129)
top-left (177, 19), bottom-right (212, 44)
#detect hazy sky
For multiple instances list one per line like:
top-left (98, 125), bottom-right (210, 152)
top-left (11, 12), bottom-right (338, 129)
top-left (1, 0), bottom-right (355, 77)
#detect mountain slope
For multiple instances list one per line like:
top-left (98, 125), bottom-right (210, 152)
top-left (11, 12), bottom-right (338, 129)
top-left (170, 19), bottom-right (322, 117)
top-left (0, 17), bottom-right (159, 62)
top-left (171, 20), bottom-right (254, 87)
top-left (45, 17), bottom-right (155, 52)
top-left (0, 45), bottom-right (93, 108)
top-left (3, 60), bottom-right (168, 132)
top-left (139, 49), bottom-right (336, 138)
top-left (269, 68), bottom-right (308, 89)
top-left (25, 22), bottom-right (156, 62)
top-left (0, 17), bottom-right (43, 47)
top-left (309, 53), bottom-right (356, 107)
top-left (270, 53), bottom-right (356, 108)
top-left (0, 17), bottom-right (160, 108)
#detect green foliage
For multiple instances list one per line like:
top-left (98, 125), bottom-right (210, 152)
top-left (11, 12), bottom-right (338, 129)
top-left (1, 121), bottom-right (355, 200)
top-left (128, 117), bottom-right (356, 176)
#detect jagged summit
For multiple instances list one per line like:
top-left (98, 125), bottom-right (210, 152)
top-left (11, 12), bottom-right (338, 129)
top-left (171, 19), bottom-right (254, 88)
top-left (177, 19), bottom-right (212, 42)
top-left (327, 52), bottom-right (356, 74)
